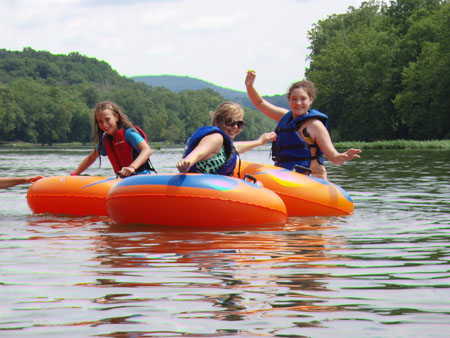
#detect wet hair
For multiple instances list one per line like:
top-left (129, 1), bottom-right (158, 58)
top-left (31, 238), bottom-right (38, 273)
top-left (210, 102), bottom-right (244, 126)
top-left (92, 101), bottom-right (135, 146)
top-left (287, 80), bottom-right (316, 100)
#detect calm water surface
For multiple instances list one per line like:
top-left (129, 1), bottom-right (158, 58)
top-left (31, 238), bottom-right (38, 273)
top-left (0, 146), bottom-right (449, 337)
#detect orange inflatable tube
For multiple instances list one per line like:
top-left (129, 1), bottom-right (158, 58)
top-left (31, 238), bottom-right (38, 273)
top-left (234, 160), bottom-right (354, 216)
top-left (27, 176), bottom-right (119, 216)
top-left (106, 173), bottom-right (288, 227)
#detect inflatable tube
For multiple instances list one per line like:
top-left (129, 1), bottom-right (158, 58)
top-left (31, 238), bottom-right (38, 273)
top-left (234, 160), bottom-right (354, 216)
top-left (106, 173), bottom-right (287, 227)
top-left (27, 176), bottom-right (119, 216)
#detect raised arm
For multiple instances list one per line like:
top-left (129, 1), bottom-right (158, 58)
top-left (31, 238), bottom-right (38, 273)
top-left (245, 70), bottom-right (289, 122)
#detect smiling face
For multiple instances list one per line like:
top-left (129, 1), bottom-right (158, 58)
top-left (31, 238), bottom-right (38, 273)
top-left (220, 111), bottom-right (244, 140)
top-left (211, 102), bottom-right (245, 141)
top-left (289, 87), bottom-right (313, 117)
top-left (95, 109), bottom-right (120, 136)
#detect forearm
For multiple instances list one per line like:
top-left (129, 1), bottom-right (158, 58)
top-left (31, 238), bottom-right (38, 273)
top-left (130, 147), bottom-right (152, 170)
top-left (246, 84), bottom-right (265, 109)
top-left (73, 151), bottom-right (98, 175)
top-left (0, 177), bottom-right (28, 189)
top-left (238, 139), bottom-right (269, 154)
top-left (235, 132), bottom-right (276, 154)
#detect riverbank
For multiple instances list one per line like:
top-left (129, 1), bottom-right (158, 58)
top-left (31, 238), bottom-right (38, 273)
top-left (1, 139), bottom-right (449, 150)
top-left (335, 139), bottom-right (450, 149)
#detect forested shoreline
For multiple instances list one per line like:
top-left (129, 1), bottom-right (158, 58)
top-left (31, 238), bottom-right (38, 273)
top-left (0, 50), bottom-right (276, 146)
top-left (0, 0), bottom-right (449, 146)
top-left (306, 0), bottom-right (449, 141)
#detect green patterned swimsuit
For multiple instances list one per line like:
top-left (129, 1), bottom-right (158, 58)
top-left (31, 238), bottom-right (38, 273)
top-left (195, 147), bottom-right (227, 174)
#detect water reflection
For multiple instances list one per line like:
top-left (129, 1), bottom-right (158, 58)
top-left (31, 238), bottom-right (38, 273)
top-left (82, 218), bottom-right (346, 323)
top-left (2, 148), bottom-right (449, 337)
top-left (6, 215), bottom-right (353, 335)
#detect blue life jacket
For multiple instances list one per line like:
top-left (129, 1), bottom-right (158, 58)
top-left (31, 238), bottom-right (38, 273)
top-left (182, 126), bottom-right (238, 176)
top-left (271, 109), bottom-right (328, 171)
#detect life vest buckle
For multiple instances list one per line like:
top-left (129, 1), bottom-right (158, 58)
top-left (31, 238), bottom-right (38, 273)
top-left (293, 164), bottom-right (312, 175)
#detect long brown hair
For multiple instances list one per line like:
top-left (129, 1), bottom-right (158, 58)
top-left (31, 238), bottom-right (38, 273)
top-left (287, 80), bottom-right (316, 100)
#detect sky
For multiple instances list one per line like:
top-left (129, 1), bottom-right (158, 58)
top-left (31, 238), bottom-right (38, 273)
top-left (0, 0), bottom-right (364, 95)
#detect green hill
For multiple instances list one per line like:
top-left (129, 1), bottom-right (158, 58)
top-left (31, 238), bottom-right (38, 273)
top-left (0, 48), bottom-right (276, 145)
top-left (132, 75), bottom-right (289, 110)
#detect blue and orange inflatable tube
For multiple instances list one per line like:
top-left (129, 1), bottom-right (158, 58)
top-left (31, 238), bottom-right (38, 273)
top-left (27, 176), bottom-right (119, 216)
top-left (106, 173), bottom-right (288, 227)
top-left (234, 160), bottom-right (354, 216)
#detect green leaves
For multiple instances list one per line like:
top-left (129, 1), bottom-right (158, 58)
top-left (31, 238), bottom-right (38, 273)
top-left (0, 48), bottom-right (274, 145)
top-left (306, 0), bottom-right (449, 141)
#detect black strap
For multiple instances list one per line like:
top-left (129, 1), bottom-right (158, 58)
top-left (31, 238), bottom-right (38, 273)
top-left (274, 154), bottom-right (321, 163)
top-left (108, 135), bottom-right (123, 170)
top-left (236, 154), bottom-right (242, 178)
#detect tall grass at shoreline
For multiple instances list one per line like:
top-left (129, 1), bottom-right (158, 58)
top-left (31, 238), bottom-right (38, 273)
top-left (335, 139), bottom-right (450, 149)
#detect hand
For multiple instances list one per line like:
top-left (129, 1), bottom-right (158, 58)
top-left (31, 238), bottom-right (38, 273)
top-left (339, 148), bottom-right (361, 164)
top-left (245, 70), bottom-right (256, 88)
top-left (29, 175), bottom-right (44, 183)
top-left (176, 159), bottom-right (192, 173)
top-left (118, 166), bottom-right (136, 178)
top-left (259, 132), bottom-right (277, 145)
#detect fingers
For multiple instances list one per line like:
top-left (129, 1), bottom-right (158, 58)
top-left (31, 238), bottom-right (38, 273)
top-left (176, 159), bottom-right (190, 173)
top-left (345, 149), bottom-right (361, 160)
top-left (30, 175), bottom-right (44, 183)
top-left (245, 69), bottom-right (256, 86)
top-left (119, 166), bottom-right (136, 177)
top-left (265, 132), bottom-right (276, 142)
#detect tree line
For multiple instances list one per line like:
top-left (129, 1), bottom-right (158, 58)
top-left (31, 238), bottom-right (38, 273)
top-left (1, 0), bottom-right (449, 145)
top-left (0, 48), bottom-right (275, 145)
top-left (306, 0), bottom-right (449, 141)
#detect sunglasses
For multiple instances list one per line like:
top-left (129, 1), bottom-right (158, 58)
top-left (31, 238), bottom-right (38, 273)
top-left (224, 118), bottom-right (245, 129)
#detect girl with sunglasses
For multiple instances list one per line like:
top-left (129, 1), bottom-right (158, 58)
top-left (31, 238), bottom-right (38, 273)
top-left (176, 102), bottom-right (276, 175)
top-left (245, 70), bottom-right (361, 180)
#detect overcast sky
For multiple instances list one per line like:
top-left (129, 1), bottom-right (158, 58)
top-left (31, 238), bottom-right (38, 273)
top-left (0, 0), bottom-right (363, 95)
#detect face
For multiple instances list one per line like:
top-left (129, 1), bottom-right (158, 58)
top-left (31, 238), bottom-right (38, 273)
top-left (289, 87), bottom-right (313, 117)
top-left (221, 111), bottom-right (244, 140)
top-left (95, 109), bottom-right (119, 136)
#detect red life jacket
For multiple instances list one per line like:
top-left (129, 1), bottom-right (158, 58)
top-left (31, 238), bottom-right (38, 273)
top-left (104, 126), bottom-right (152, 174)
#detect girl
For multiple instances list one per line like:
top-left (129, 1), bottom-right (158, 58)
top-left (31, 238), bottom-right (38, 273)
top-left (72, 101), bottom-right (153, 177)
top-left (245, 70), bottom-right (361, 180)
top-left (177, 102), bottom-right (275, 175)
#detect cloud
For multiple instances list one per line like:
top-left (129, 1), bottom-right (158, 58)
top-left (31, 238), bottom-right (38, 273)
top-left (0, 0), bottom-right (364, 95)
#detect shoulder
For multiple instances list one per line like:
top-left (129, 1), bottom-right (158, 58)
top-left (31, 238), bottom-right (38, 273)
top-left (305, 118), bottom-right (325, 127)
top-left (196, 132), bottom-right (224, 153)
top-left (124, 128), bottom-right (145, 149)
top-left (305, 118), bottom-right (328, 138)
top-left (202, 132), bottom-right (224, 144)
top-left (125, 128), bottom-right (143, 140)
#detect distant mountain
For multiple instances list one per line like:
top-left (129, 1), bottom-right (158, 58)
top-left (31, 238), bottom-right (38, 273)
top-left (131, 75), bottom-right (289, 110)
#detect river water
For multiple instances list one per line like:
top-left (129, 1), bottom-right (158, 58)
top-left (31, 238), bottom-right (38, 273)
top-left (0, 146), bottom-right (449, 337)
